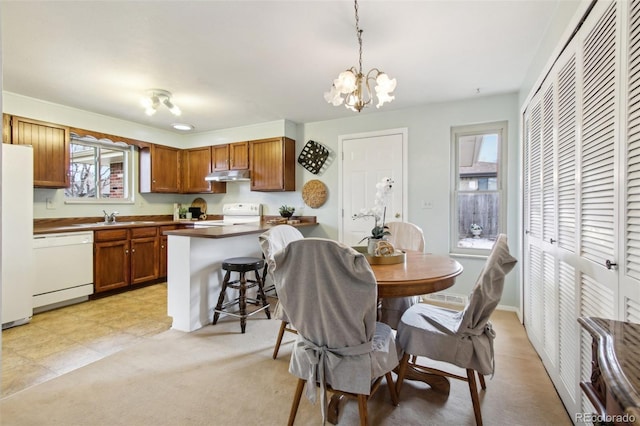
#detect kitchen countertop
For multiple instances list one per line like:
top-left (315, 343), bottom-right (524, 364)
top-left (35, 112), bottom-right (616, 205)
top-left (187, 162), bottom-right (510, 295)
top-left (33, 215), bottom-right (316, 235)
top-left (163, 220), bottom-right (317, 239)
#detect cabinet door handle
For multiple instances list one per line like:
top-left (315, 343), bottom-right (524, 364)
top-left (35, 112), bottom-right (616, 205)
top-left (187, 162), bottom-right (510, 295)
top-left (132, 249), bottom-right (136, 253)
top-left (125, 249), bottom-right (129, 254)
top-left (605, 260), bottom-right (617, 270)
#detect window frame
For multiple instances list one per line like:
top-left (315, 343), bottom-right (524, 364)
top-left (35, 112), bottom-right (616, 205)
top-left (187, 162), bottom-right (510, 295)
top-left (450, 120), bottom-right (508, 256)
top-left (64, 135), bottom-right (136, 205)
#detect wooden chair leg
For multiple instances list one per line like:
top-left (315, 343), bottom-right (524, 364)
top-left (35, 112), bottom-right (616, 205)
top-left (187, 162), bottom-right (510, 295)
top-left (357, 394), bottom-right (368, 426)
top-left (385, 372), bottom-right (399, 406)
top-left (466, 369), bottom-right (483, 426)
top-left (395, 353), bottom-right (410, 396)
top-left (477, 371), bottom-right (486, 390)
top-left (272, 320), bottom-right (288, 359)
top-left (288, 378), bottom-right (306, 426)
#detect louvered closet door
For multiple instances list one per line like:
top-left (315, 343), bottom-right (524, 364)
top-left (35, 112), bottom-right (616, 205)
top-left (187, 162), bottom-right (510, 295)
top-left (620, 0), bottom-right (640, 325)
top-left (554, 51), bottom-right (581, 413)
top-left (525, 79), bottom-right (560, 368)
top-left (524, 49), bottom-right (580, 413)
top-left (523, 94), bottom-right (543, 344)
top-left (577, 0), bottom-right (620, 416)
top-left (522, 1), bottom-right (620, 418)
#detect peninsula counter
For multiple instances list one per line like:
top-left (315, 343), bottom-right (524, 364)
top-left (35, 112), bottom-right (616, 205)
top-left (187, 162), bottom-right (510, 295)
top-left (164, 221), bottom-right (317, 332)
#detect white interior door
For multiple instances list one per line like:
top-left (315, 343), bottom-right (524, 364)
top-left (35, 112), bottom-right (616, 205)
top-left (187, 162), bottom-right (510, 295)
top-left (339, 128), bottom-right (407, 245)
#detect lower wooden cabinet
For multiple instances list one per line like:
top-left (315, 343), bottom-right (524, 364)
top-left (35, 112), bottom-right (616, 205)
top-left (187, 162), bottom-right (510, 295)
top-left (94, 227), bottom-right (159, 293)
top-left (158, 225), bottom-right (177, 278)
top-left (94, 229), bottom-right (130, 293)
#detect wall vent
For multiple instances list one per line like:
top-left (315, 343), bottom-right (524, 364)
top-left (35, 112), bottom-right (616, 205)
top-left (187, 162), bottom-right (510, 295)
top-left (423, 292), bottom-right (468, 306)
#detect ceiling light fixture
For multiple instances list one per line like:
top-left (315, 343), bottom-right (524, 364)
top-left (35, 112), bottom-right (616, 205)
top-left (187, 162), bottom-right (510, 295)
top-left (324, 0), bottom-right (396, 112)
top-left (172, 123), bottom-right (194, 131)
top-left (141, 89), bottom-right (182, 116)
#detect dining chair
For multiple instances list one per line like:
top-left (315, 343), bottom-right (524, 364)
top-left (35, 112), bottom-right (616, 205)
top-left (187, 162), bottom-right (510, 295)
top-left (395, 234), bottom-right (516, 426)
top-left (258, 225), bottom-right (304, 359)
top-left (272, 238), bottom-right (399, 426)
top-left (379, 221), bottom-right (426, 329)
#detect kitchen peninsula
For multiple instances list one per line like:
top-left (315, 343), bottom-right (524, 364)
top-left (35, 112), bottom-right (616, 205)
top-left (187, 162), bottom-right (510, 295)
top-left (164, 220), bottom-right (317, 332)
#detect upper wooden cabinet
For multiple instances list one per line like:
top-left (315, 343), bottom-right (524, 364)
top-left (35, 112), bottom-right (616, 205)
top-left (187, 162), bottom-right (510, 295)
top-left (3, 114), bottom-right (10, 144)
top-left (139, 144), bottom-right (180, 193)
top-left (250, 137), bottom-right (295, 192)
top-left (10, 115), bottom-right (70, 188)
top-left (229, 141), bottom-right (249, 170)
top-left (212, 144), bottom-right (229, 171)
top-left (181, 146), bottom-right (226, 194)
top-left (212, 142), bottom-right (249, 171)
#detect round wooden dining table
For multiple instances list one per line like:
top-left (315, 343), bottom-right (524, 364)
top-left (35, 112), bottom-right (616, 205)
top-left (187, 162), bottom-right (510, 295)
top-left (371, 250), bottom-right (464, 298)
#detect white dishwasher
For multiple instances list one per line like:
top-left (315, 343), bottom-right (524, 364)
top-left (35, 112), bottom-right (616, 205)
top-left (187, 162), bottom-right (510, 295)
top-left (33, 232), bottom-right (94, 311)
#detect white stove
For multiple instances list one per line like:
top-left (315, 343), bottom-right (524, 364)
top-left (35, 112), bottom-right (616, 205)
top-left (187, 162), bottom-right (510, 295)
top-left (193, 203), bottom-right (262, 228)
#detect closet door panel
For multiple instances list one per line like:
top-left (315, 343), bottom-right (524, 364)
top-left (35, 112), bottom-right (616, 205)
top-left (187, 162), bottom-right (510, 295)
top-left (621, 0), bottom-right (640, 324)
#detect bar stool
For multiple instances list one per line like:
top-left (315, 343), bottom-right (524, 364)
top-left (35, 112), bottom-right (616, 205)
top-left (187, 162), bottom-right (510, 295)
top-left (212, 257), bottom-right (271, 333)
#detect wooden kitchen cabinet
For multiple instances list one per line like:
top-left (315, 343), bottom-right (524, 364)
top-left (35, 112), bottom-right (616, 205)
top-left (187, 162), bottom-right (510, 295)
top-left (250, 137), bottom-right (295, 191)
top-left (94, 227), bottom-right (159, 293)
top-left (158, 225), bottom-right (177, 278)
top-left (229, 141), bottom-right (249, 170)
top-left (129, 227), bottom-right (159, 284)
top-left (212, 142), bottom-right (249, 171)
top-left (139, 144), bottom-right (180, 193)
top-left (3, 114), bottom-right (10, 143)
top-left (94, 229), bottom-right (130, 293)
top-left (10, 115), bottom-right (70, 188)
top-left (181, 146), bottom-right (226, 194)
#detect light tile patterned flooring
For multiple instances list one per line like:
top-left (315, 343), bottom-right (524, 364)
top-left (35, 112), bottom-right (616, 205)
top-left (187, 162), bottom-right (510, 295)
top-left (1, 283), bottom-right (171, 397)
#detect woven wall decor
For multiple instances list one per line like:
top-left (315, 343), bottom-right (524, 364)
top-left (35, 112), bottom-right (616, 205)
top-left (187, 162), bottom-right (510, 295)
top-left (297, 140), bottom-right (329, 174)
top-left (302, 179), bottom-right (328, 208)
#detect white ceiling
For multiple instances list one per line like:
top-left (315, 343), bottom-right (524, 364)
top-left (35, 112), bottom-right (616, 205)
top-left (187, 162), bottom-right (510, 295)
top-left (2, 1), bottom-right (566, 134)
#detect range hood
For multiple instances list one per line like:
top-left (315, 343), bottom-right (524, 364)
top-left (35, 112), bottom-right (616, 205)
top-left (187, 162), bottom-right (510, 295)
top-left (204, 169), bottom-right (251, 182)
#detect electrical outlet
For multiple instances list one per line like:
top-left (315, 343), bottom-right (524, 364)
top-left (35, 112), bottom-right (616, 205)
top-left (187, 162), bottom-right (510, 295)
top-left (46, 198), bottom-right (55, 210)
top-left (421, 200), bottom-right (433, 209)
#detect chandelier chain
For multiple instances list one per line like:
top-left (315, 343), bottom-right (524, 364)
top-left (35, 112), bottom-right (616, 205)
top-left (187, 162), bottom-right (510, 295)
top-left (355, 0), bottom-right (363, 74)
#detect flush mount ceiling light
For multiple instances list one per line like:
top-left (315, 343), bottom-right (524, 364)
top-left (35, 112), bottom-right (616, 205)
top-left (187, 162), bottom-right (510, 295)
top-left (172, 123), bottom-right (194, 131)
top-left (141, 89), bottom-right (181, 116)
top-left (324, 0), bottom-right (396, 112)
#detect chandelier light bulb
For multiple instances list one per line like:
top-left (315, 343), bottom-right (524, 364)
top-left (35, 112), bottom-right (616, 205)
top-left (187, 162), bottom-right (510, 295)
top-left (324, 0), bottom-right (396, 113)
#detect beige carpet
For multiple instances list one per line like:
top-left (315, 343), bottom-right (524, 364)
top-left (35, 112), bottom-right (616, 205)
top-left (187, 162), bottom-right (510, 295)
top-left (0, 310), bottom-right (571, 425)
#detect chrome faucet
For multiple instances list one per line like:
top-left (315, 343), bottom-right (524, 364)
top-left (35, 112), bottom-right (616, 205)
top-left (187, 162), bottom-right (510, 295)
top-left (103, 210), bottom-right (119, 224)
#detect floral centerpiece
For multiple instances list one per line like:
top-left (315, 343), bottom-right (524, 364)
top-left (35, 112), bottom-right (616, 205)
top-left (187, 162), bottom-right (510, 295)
top-left (353, 177), bottom-right (394, 254)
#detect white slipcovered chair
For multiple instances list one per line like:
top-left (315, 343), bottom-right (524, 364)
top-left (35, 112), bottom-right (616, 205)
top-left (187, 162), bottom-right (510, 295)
top-left (379, 221), bottom-right (426, 329)
top-left (395, 234), bottom-right (517, 426)
top-left (258, 225), bottom-right (304, 359)
top-left (272, 238), bottom-right (399, 426)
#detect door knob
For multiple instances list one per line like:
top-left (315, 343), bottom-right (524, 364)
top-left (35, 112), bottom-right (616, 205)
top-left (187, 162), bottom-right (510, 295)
top-left (549, 238), bottom-right (556, 243)
top-left (605, 260), bottom-right (617, 270)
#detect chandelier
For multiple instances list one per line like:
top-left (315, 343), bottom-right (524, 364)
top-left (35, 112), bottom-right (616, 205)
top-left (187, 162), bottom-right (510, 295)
top-left (324, 0), bottom-right (396, 112)
top-left (141, 89), bottom-right (181, 116)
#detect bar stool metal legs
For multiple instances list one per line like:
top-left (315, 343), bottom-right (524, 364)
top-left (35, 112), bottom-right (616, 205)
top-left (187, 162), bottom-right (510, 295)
top-left (212, 257), bottom-right (271, 333)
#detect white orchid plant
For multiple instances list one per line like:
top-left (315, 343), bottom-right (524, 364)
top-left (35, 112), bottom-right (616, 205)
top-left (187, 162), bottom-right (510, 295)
top-left (353, 177), bottom-right (394, 242)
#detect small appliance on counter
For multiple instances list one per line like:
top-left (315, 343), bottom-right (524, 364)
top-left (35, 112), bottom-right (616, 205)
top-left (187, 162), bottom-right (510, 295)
top-left (193, 203), bottom-right (261, 228)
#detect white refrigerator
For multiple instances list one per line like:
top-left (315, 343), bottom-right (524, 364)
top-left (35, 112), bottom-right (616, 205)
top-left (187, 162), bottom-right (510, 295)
top-left (1, 143), bottom-right (34, 328)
